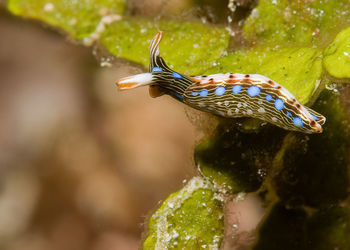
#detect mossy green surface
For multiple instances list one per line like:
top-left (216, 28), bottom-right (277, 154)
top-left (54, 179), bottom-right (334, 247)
top-left (204, 46), bottom-right (323, 105)
top-left (7, 1), bottom-right (229, 75)
top-left (101, 18), bottom-right (229, 75)
top-left (324, 26), bottom-right (350, 79)
top-left (8, 0), bottom-right (125, 40)
top-left (143, 177), bottom-right (224, 250)
top-left (244, 0), bottom-right (350, 46)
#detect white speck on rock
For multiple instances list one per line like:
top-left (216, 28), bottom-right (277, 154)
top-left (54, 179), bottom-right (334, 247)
top-left (251, 9), bottom-right (259, 18)
top-left (234, 192), bottom-right (246, 202)
top-left (43, 3), bottom-right (54, 12)
top-left (100, 61), bottom-right (112, 67)
top-left (68, 18), bottom-right (77, 25)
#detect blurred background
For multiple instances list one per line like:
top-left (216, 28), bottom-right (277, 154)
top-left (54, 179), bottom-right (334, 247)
top-left (0, 7), bottom-right (199, 250)
top-left (0, 0), bottom-right (264, 249)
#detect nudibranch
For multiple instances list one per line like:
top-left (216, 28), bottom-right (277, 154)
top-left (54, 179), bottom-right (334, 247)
top-left (116, 31), bottom-right (326, 133)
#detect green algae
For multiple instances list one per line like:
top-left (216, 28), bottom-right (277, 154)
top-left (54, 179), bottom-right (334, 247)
top-left (204, 46), bottom-right (323, 105)
top-left (324, 26), bottom-right (350, 79)
top-left (8, 0), bottom-right (125, 40)
top-left (244, 0), bottom-right (350, 46)
top-left (101, 18), bottom-right (229, 75)
top-left (143, 177), bottom-right (224, 250)
top-left (7, 0), bottom-right (229, 75)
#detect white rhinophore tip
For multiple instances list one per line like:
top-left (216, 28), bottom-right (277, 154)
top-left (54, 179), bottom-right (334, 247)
top-left (116, 73), bottom-right (153, 91)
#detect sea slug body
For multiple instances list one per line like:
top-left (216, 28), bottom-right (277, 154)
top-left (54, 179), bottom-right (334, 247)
top-left (116, 31), bottom-right (326, 134)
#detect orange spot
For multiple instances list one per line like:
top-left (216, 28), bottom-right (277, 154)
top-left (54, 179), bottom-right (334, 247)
top-left (115, 81), bottom-right (140, 91)
top-left (190, 77), bottom-right (202, 83)
top-left (241, 78), bottom-right (252, 83)
top-left (311, 122), bottom-right (323, 133)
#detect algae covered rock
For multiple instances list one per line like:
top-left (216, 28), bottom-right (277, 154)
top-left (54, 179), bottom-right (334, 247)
top-left (101, 19), bottom-right (229, 75)
top-left (143, 177), bottom-right (225, 250)
top-left (244, 0), bottom-right (350, 46)
top-left (324, 26), bottom-right (350, 79)
top-left (8, 0), bottom-right (125, 40)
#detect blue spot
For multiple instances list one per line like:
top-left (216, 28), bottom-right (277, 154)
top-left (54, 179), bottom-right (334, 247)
top-left (232, 85), bottom-right (242, 94)
top-left (152, 67), bottom-right (163, 72)
top-left (200, 89), bottom-right (209, 97)
top-left (274, 98), bottom-right (284, 111)
top-left (192, 91), bottom-right (198, 96)
top-left (215, 86), bottom-right (226, 96)
top-left (265, 94), bottom-right (273, 101)
top-left (172, 72), bottom-right (182, 79)
top-left (286, 111), bottom-right (291, 117)
top-left (247, 86), bottom-right (261, 97)
top-left (175, 93), bottom-right (183, 100)
top-left (312, 115), bottom-right (318, 121)
top-left (293, 117), bottom-right (303, 127)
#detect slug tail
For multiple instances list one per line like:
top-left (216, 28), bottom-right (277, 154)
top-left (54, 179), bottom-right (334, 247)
top-left (116, 73), bottom-right (153, 91)
top-left (305, 106), bottom-right (326, 125)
